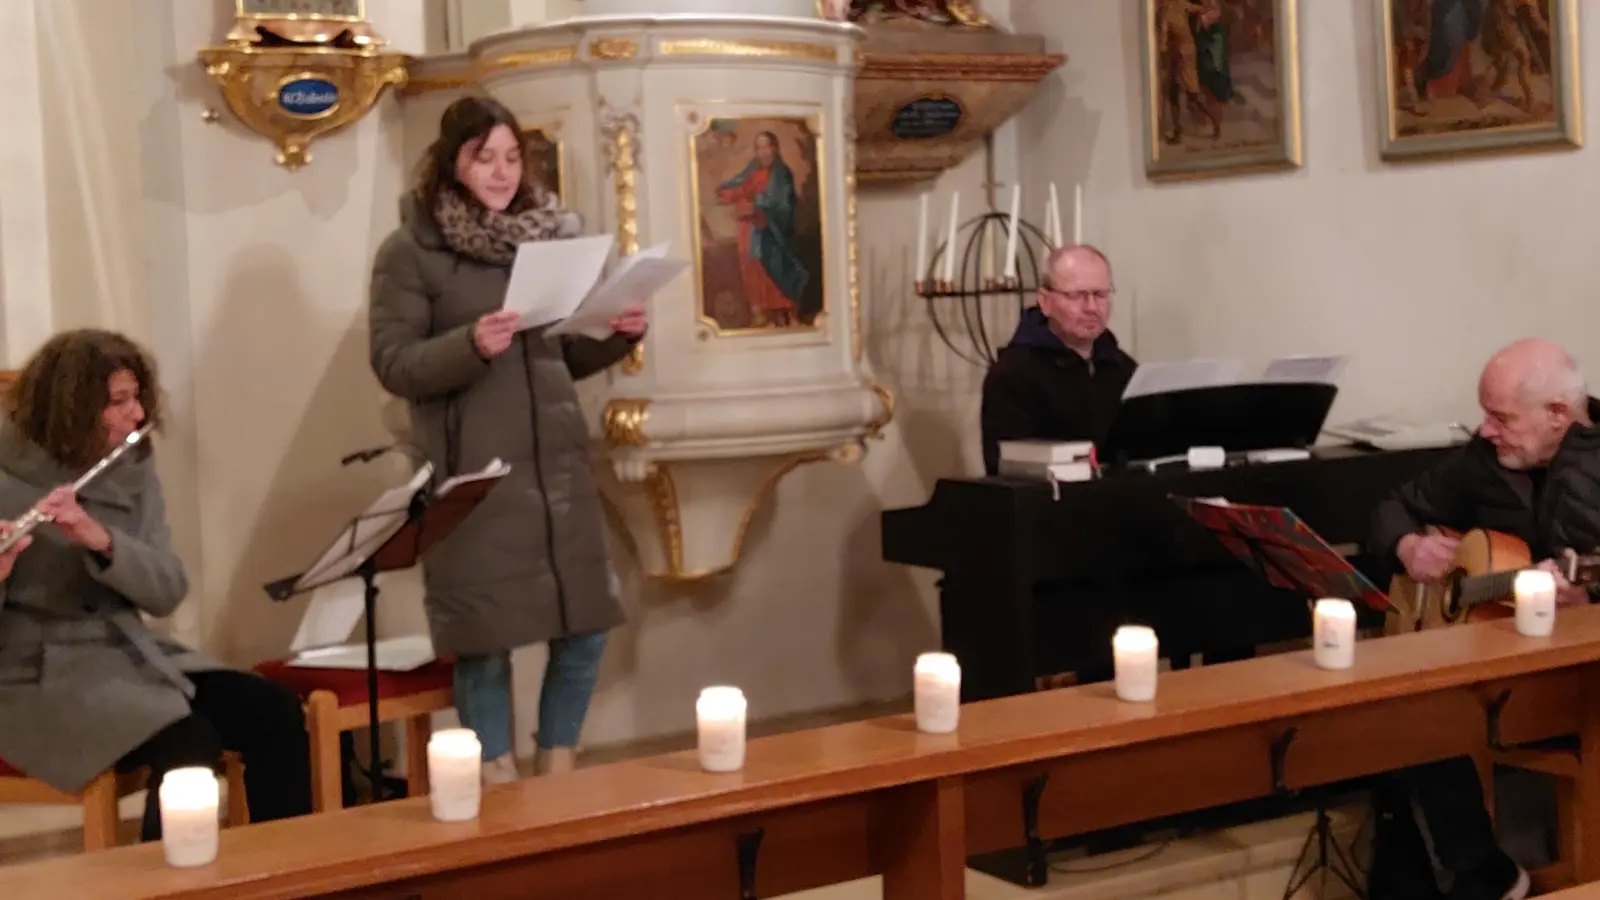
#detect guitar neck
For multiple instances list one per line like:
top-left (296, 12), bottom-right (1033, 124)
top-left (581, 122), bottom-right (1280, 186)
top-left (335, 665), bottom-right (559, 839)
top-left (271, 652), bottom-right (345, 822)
top-left (1456, 569), bottom-right (1520, 610)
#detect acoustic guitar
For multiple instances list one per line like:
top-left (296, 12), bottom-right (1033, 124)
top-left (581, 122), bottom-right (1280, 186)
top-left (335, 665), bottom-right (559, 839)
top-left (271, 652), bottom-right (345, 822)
top-left (1385, 527), bottom-right (1600, 635)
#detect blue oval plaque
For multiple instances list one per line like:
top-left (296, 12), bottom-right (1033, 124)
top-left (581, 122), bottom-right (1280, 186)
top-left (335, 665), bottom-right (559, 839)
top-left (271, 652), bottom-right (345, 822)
top-left (277, 78), bottom-right (339, 117)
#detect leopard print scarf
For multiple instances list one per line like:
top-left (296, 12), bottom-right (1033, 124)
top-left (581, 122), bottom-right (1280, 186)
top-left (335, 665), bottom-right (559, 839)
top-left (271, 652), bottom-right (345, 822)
top-left (432, 186), bottom-right (581, 267)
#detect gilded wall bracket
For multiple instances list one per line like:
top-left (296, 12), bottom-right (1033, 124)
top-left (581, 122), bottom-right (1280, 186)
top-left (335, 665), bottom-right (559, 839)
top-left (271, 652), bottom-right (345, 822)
top-left (198, 3), bottom-right (408, 170)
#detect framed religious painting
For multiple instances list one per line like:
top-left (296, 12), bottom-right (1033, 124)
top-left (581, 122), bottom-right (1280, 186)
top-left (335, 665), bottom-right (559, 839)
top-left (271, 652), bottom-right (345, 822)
top-left (688, 115), bottom-right (826, 335)
top-left (1137, 0), bottom-right (1304, 180)
top-left (1375, 0), bottom-right (1581, 160)
top-left (522, 127), bottom-right (566, 203)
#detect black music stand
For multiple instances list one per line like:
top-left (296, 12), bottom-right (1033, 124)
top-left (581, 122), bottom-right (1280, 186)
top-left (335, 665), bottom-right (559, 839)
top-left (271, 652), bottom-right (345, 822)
top-left (1100, 382), bottom-right (1338, 470)
top-left (1173, 495), bottom-right (1375, 899)
top-left (264, 468), bottom-right (502, 803)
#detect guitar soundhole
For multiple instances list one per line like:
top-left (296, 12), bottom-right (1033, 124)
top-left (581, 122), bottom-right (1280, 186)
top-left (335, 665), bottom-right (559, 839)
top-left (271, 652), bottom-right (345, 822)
top-left (1441, 572), bottom-right (1465, 622)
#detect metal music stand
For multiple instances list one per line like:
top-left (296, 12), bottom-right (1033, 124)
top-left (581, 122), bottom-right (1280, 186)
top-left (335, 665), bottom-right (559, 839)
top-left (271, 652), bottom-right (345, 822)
top-left (264, 467), bottom-right (503, 803)
top-left (1173, 494), bottom-right (1375, 898)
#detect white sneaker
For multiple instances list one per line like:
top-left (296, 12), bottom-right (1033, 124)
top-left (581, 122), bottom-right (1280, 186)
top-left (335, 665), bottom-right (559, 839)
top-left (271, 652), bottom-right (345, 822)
top-left (480, 753), bottom-right (519, 785)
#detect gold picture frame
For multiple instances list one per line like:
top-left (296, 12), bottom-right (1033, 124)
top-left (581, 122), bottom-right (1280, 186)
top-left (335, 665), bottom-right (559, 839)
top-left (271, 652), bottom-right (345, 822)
top-left (1375, 0), bottom-right (1582, 161)
top-left (235, 0), bottom-right (364, 22)
top-left (1138, 0), bottom-right (1303, 181)
top-left (522, 127), bottom-right (567, 204)
top-left (688, 114), bottom-right (827, 337)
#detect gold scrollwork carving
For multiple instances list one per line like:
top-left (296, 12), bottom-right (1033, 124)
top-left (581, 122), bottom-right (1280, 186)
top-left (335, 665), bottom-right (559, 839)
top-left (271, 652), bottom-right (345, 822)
top-left (590, 38), bottom-right (640, 61)
top-left (644, 464), bottom-right (686, 576)
top-left (658, 39), bottom-right (838, 62)
top-left (866, 382), bottom-right (895, 438)
top-left (601, 397), bottom-right (650, 446)
top-left (601, 103), bottom-right (645, 374)
top-left (481, 46), bottom-right (579, 75)
top-left (196, 45), bottom-right (408, 170)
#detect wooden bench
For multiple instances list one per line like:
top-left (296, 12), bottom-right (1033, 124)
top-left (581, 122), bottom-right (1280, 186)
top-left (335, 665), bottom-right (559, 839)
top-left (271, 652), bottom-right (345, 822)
top-left (7, 605), bottom-right (1600, 899)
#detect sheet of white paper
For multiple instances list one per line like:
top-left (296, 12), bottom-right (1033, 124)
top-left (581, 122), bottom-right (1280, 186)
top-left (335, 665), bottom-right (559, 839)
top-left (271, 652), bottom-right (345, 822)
top-left (288, 634), bottom-right (437, 672)
top-left (1122, 359), bottom-right (1243, 399)
top-left (1260, 354), bottom-right (1349, 385)
top-left (503, 235), bottom-right (615, 330)
top-left (296, 462), bottom-right (434, 591)
top-left (547, 243), bottom-right (689, 340)
top-left (436, 457), bottom-right (510, 497)
top-left (289, 579), bottom-right (369, 653)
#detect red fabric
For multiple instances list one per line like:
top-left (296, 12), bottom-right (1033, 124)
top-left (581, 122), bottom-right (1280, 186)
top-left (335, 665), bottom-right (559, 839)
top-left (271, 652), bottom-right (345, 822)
top-left (254, 657), bottom-right (454, 709)
top-left (0, 756), bottom-right (20, 778)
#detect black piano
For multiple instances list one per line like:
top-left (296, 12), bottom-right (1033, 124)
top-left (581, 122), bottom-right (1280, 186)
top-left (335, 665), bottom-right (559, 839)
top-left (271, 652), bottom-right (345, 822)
top-left (882, 443), bottom-right (1450, 704)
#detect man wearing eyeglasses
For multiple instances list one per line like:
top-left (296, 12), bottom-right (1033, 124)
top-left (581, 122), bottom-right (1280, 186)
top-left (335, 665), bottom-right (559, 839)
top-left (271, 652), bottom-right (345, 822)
top-left (979, 244), bottom-right (1138, 475)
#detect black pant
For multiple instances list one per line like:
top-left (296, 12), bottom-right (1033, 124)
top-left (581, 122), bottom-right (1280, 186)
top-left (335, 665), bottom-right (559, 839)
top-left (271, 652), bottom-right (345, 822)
top-left (1374, 756), bottom-right (1518, 899)
top-left (118, 669), bottom-right (313, 841)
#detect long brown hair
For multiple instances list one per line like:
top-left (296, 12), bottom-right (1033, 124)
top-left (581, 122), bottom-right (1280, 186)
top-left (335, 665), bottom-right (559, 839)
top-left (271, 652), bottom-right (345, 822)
top-left (413, 96), bottom-right (543, 228)
top-left (6, 329), bottom-right (163, 470)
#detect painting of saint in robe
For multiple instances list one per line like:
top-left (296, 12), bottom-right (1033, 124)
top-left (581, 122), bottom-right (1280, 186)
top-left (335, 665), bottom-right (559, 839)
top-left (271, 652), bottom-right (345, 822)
top-left (522, 128), bottom-right (563, 202)
top-left (693, 118), bottom-right (824, 333)
top-left (1140, 0), bottom-right (1301, 179)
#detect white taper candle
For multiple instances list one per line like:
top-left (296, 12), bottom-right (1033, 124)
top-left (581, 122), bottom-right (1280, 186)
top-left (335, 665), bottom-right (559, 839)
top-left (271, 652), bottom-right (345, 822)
top-left (943, 192), bottom-right (960, 283)
top-left (1073, 182), bottom-right (1083, 245)
top-left (915, 193), bottom-right (929, 284)
top-left (1003, 184), bottom-right (1021, 280)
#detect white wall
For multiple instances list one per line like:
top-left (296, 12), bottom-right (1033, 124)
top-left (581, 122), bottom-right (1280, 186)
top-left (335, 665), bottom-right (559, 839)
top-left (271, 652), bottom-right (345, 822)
top-left (1011, 0), bottom-right (1600, 428)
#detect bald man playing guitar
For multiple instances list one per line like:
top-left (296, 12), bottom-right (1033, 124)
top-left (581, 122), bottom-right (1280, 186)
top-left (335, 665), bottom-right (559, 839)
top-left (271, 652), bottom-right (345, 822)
top-left (1363, 337), bottom-right (1600, 900)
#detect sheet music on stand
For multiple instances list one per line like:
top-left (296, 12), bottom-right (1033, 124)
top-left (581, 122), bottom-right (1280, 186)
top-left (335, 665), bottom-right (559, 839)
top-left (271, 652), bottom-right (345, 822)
top-left (1122, 358), bottom-right (1243, 399)
top-left (1172, 495), bottom-right (1389, 610)
top-left (266, 454), bottom-right (509, 803)
top-left (285, 458), bottom-right (510, 663)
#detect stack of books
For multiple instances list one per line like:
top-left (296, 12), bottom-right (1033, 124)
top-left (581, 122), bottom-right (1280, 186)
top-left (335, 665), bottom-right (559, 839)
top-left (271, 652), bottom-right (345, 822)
top-left (996, 439), bottom-right (1097, 483)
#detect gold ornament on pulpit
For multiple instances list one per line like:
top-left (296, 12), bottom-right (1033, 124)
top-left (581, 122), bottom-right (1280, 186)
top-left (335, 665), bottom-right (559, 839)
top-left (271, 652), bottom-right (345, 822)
top-left (197, 0), bottom-right (408, 170)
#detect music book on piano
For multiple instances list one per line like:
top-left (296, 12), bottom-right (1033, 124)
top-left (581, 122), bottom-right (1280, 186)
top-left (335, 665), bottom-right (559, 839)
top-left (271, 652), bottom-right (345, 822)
top-left (997, 439), bottom-right (1094, 465)
top-left (1172, 495), bottom-right (1389, 609)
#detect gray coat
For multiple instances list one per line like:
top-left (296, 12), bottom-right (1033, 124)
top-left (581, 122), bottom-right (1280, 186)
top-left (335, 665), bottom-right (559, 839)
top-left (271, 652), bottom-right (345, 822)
top-left (0, 423), bottom-right (220, 792)
top-left (367, 197), bottom-right (631, 657)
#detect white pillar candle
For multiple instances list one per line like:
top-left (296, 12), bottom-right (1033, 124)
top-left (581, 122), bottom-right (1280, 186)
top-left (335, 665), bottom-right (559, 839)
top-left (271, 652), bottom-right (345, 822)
top-left (428, 728), bottom-right (484, 822)
top-left (913, 652), bottom-right (961, 733)
top-left (1048, 183), bottom-right (1062, 246)
top-left (942, 192), bottom-right (960, 283)
top-left (1073, 182), bottom-right (1083, 245)
top-left (1002, 184), bottom-right (1021, 280)
top-left (915, 192), bottom-right (929, 285)
top-left (1312, 598), bottom-right (1357, 670)
top-left (158, 766), bottom-right (219, 868)
top-left (1514, 569), bottom-right (1557, 637)
top-left (697, 686), bottom-right (748, 773)
top-left (1112, 625), bottom-right (1159, 702)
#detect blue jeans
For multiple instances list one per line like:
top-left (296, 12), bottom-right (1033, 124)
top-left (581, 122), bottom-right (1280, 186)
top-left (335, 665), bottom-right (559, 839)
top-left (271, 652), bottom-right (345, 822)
top-left (452, 630), bottom-right (608, 761)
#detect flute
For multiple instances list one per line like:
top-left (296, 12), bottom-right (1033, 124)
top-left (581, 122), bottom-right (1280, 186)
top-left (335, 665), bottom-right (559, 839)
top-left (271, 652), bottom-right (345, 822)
top-left (0, 423), bottom-right (155, 554)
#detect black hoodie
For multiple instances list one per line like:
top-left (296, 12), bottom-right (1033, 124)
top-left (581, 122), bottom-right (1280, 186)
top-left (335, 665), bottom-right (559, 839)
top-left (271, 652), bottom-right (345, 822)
top-left (978, 306), bottom-right (1138, 475)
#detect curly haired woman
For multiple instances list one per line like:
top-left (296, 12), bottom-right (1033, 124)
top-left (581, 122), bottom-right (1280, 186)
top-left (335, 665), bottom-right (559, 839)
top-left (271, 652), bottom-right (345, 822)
top-left (0, 329), bottom-right (313, 840)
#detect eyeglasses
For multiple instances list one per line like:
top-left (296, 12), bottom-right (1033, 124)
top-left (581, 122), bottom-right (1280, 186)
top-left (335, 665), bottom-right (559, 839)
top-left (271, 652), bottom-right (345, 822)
top-left (1042, 287), bottom-right (1114, 303)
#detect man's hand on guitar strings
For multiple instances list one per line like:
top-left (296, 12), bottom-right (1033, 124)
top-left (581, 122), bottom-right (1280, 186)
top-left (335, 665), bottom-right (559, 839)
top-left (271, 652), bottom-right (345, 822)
top-left (1398, 531), bottom-right (1461, 583)
top-left (1536, 558), bottom-right (1589, 606)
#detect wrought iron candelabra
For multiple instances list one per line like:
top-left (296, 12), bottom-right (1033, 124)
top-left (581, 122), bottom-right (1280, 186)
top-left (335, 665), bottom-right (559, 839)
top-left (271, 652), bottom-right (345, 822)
top-left (916, 212), bottom-right (1057, 368)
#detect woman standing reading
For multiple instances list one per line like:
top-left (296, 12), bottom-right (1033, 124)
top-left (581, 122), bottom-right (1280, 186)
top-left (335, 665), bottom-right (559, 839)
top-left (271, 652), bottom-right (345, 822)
top-left (369, 96), bottom-right (647, 783)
